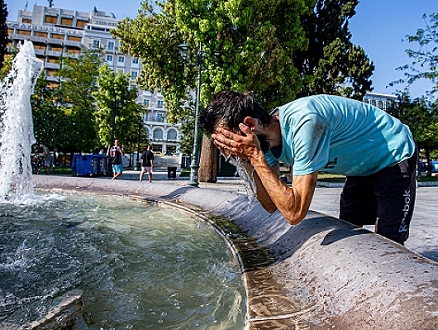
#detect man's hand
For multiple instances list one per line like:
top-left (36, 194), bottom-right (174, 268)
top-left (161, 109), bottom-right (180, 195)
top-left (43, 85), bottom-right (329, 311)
top-left (212, 123), bottom-right (262, 161)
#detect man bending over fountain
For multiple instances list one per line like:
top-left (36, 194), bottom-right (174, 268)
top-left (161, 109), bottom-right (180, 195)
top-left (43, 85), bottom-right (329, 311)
top-left (200, 91), bottom-right (418, 245)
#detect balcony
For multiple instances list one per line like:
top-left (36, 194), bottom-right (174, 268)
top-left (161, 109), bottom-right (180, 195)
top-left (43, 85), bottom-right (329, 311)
top-left (63, 52), bottom-right (80, 58)
top-left (46, 50), bottom-right (62, 57)
top-left (45, 62), bottom-right (60, 69)
top-left (12, 34), bottom-right (29, 41)
top-left (46, 75), bottom-right (59, 82)
top-left (47, 38), bottom-right (63, 45)
top-left (30, 36), bottom-right (47, 44)
top-left (34, 48), bottom-right (46, 56)
top-left (64, 40), bottom-right (82, 48)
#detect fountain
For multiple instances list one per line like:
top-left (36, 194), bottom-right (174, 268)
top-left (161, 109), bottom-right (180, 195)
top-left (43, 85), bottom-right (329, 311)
top-left (0, 41), bottom-right (43, 200)
top-left (0, 41), bottom-right (246, 329)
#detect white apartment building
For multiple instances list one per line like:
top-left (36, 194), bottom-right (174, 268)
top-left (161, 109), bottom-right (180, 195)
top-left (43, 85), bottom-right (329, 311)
top-left (7, 4), bottom-right (182, 155)
top-left (363, 92), bottom-right (398, 111)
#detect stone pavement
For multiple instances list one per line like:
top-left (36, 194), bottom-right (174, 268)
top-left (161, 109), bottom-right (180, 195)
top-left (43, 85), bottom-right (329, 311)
top-left (100, 169), bottom-right (438, 262)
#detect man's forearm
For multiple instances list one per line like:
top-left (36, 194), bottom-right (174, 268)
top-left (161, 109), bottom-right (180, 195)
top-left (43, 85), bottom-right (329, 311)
top-left (249, 152), bottom-right (317, 225)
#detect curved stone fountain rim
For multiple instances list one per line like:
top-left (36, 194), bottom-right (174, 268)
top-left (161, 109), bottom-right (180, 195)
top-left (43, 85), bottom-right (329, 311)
top-left (32, 176), bottom-right (438, 330)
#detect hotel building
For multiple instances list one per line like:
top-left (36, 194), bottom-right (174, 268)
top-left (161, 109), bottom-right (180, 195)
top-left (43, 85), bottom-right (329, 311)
top-left (7, 4), bottom-right (182, 155)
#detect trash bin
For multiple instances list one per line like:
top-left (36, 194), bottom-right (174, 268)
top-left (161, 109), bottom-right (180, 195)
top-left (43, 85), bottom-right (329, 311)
top-left (91, 154), bottom-right (108, 176)
top-left (167, 166), bottom-right (177, 179)
top-left (73, 154), bottom-right (93, 176)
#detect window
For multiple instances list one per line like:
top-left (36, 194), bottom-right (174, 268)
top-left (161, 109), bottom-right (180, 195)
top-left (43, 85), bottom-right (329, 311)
top-left (45, 15), bottom-right (57, 24)
top-left (143, 99), bottom-right (150, 107)
top-left (46, 69), bottom-right (57, 76)
top-left (157, 100), bottom-right (164, 108)
top-left (17, 30), bottom-right (31, 36)
top-left (34, 44), bottom-right (46, 50)
top-left (167, 129), bottom-right (178, 141)
top-left (107, 41), bottom-right (114, 51)
top-left (118, 56), bottom-right (125, 63)
top-left (35, 31), bottom-right (48, 38)
top-left (52, 33), bottom-right (64, 40)
top-left (153, 129), bottom-right (164, 140)
top-left (22, 18), bottom-right (31, 24)
top-left (61, 17), bottom-right (73, 26)
top-left (92, 40), bottom-right (100, 48)
top-left (131, 71), bottom-right (138, 79)
top-left (76, 19), bottom-right (88, 28)
top-left (66, 48), bottom-right (80, 55)
top-left (132, 58), bottom-right (139, 64)
top-left (50, 45), bottom-right (63, 52)
top-left (68, 36), bottom-right (81, 42)
top-left (106, 55), bottom-right (113, 62)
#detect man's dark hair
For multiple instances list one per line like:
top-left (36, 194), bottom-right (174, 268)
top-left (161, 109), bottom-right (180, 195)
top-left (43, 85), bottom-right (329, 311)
top-left (200, 91), bottom-right (271, 134)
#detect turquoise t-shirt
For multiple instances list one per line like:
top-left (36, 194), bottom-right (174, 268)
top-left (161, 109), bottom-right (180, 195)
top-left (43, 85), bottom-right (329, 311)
top-left (265, 94), bottom-right (415, 176)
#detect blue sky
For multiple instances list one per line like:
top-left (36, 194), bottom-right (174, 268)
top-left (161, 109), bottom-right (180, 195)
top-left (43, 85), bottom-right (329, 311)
top-left (6, 0), bottom-right (437, 98)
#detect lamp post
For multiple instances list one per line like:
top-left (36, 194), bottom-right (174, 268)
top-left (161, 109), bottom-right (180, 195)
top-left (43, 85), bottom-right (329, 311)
top-left (178, 41), bottom-right (209, 187)
top-left (108, 98), bottom-right (120, 174)
top-left (134, 115), bottom-right (143, 171)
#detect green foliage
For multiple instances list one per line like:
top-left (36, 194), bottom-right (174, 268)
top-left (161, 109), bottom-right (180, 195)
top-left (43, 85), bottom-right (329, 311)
top-left (0, 0), bottom-right (9, 70)
top-left (112, 0), bottom-right (311, 121)
top-left (56, 49), bottom-right (102, 152)
top-left (387, 91), bottom-right (438, 156)
top-left (31, 75), bottom-right (67, 151)
top-left (391, 13), bottom-right (438, 99)
top-left (293, 0), bottom-right (374, 100)
top-left (0, 52), bottom-right (13, 80)
top-left (93, 64), bottom-right (143, 151)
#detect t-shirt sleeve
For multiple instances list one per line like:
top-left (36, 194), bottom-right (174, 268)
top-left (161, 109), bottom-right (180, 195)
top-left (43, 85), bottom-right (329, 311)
top-left (264, 150), bottom-right (278, 167)
top-left (288, 113), bottom-right (330, 175)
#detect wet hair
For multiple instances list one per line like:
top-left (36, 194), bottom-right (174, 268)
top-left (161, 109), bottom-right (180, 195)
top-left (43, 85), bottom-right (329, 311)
top-left (200, 91), bottom-right (272, 134)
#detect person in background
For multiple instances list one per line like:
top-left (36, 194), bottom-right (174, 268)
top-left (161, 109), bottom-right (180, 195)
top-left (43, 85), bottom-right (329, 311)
top-left (40, 143), bottom-right (53, 175)
top-left (140, 145), bottom-right (154, 182)
top-left (200, 91), bottom-right (418, 245)
top-left (110, 139), bottom-right (125, 180)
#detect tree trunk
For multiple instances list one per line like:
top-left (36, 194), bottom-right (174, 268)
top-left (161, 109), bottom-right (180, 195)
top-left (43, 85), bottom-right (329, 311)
top-left (198, 134), bottom-right (218, 183)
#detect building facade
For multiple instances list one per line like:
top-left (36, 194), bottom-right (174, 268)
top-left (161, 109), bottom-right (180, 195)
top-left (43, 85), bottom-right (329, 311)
top-left (363, 92), bottom-right (398, 111)
top-left (7, 4), bottom-right (182, 155)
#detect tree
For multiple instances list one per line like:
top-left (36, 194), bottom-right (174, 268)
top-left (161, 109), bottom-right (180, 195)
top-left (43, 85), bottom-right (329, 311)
top-left (391, 13), bottom-right (438, 99)
top-left (387, 91), bottom-right (438, 175)
top-left (93, 64), bottom-right (142, 152)
top-left (0, 0), bottom-right (9, 70)
top-left (293, 0), bottom-right (374, 99)
top-left (31, 75), bottom-right (67, 151)
top-left (56, 49), bottom-right (102, 153)
top-left (113, 0), bottom-right (312, 181)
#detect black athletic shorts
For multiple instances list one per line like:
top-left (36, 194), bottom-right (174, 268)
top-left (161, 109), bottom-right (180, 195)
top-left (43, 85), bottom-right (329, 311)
top-left (339, 147), bottom-right (418, 245)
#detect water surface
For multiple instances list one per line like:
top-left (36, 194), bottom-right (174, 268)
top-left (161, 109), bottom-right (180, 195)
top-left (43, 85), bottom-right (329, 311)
top-left (0, 192), bottom-right (245, 329)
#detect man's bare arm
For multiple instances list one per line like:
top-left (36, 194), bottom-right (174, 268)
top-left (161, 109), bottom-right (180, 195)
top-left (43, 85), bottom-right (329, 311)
top-left (213, 126), bottom-right (318, 225)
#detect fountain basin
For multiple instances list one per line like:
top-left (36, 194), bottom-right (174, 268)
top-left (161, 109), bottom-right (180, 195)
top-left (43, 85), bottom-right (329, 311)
top-left (33, 175), bottom-right (438, 329)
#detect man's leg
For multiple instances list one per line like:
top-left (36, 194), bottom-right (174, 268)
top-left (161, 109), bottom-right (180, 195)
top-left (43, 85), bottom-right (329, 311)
top-left (148, 169), bottom-right (152, 182)
top-left (340, 176), bottom-right (377, 227)
top-left (373, 152), bottom-right (417, 244)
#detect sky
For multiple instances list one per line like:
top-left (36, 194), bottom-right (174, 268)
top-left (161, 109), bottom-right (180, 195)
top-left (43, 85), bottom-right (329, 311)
top-left (6, 0), bottom-right (437, 98)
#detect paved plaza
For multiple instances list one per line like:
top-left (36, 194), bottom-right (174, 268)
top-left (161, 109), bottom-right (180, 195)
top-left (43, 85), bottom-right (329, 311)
top-left (90, 169), bottom-right (438, 263)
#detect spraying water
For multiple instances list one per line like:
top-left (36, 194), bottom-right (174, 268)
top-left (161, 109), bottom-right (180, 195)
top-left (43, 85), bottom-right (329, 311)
top-left (226, 154), bottom-right (258, 204)
top-left (0, 41), bottom-right (43, 200)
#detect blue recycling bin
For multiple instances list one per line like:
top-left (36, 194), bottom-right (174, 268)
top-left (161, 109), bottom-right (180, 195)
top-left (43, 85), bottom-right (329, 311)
top-left (92, 154), bottom-right (108, 176)
top-left (72, 154), bottom-right (93, 176)
top-left (71, 154), bottom-right (108, 176)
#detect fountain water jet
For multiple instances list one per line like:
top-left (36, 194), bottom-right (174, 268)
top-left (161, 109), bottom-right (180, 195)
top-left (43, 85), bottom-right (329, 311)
top-left (0, 41), bottom-right (43, 200)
